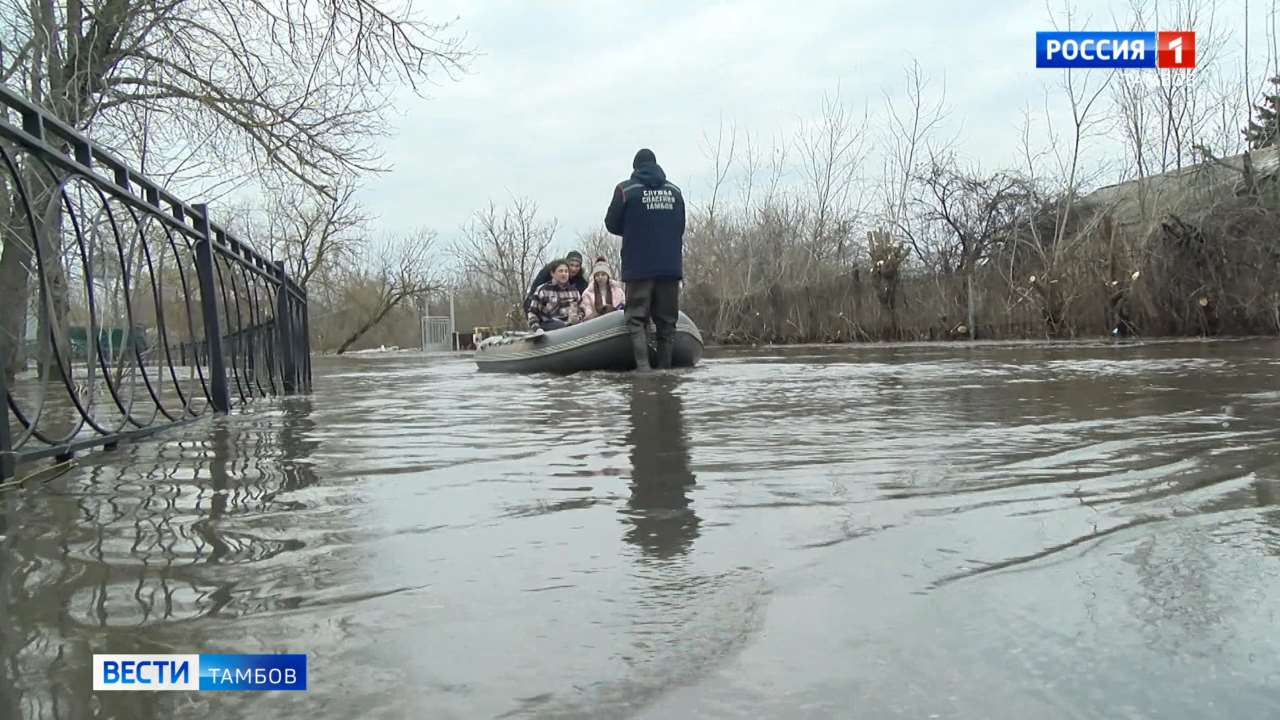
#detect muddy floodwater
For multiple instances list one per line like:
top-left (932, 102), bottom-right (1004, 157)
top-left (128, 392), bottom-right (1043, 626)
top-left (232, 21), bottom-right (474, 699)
top-left (3, 338), bottom-right (1280, 719)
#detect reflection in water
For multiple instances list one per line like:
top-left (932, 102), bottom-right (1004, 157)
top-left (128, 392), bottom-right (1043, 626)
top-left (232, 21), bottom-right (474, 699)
top-left (511, 373), bottom-right (769, 720)
top-left (623, 375), bottom-right (699, 560)
top-left (3, 343), bottom-right (1280, 718)
top-left (273, 396), bottom-right (321, 496)
top-left (0, 397), bottom-right (324, 719)
top-left (0, 492), bottom-right (21, 720)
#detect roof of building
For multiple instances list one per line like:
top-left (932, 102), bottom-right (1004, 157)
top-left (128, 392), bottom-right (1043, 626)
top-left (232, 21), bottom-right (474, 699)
top-left (1080, 146), bottom-right (1280, 226)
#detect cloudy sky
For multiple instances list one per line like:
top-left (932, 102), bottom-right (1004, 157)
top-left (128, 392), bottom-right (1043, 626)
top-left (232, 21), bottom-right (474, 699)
top-left (356, 0), bottom-right (1258, 256)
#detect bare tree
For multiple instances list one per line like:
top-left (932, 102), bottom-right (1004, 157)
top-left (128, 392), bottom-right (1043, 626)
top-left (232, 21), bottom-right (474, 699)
top-left (866, 227), bottom-right (909, 337)
top-left (1010, 4), bottom-right (1116, 337)
top-left (794, 86), bottom-right (869, 266)
top-left (261, 180), bottom-right (369, 289)
top-left (914, 152), bottom-right (1034, 338)
top-left (702, 116), bottom-right (738, 228)
top-left (0, 0), bottom-right (470, 380)
top-left (450, 196), bottom-right (556, 317)
top-left (1111, 0), bottom-right (1234, 180)
top-left (2, 0), bottom-right (471, 190)
top-left (334, 229), bottom-right (440, 354)
top-left (878, 58), bottom-right (951, 334)
top-left (578, 227), bottom-right (620, 279)
top-left (881, 60), bottom-right (949, 239)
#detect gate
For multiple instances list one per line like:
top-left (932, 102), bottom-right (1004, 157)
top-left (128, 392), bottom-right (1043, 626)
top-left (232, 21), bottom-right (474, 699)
top-left (422, 317), bottom-right (453, 352)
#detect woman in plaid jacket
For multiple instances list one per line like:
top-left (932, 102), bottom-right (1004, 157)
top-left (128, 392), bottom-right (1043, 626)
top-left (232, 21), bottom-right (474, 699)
top-left (526, 259), bottom-right (584, 331)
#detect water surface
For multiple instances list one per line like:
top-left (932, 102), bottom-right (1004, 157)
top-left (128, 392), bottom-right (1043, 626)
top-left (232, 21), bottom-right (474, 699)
top-left (3, 338), bottom-right (1280, 718)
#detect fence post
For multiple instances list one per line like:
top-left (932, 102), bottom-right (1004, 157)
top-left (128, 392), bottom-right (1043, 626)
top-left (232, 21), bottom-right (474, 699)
top-left (449, 291), bottom-right (457, 351)
top-left (299, 288), bottom-right (311, 390)
top-left (0, 360), bottom-right (13, 481)
top-left (193, 203), bottom-right (231, 413)
top-left (276, 261), bottom-right (297, 394)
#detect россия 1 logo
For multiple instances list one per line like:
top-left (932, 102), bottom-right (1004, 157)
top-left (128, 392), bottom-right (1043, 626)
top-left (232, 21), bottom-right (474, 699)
top-left (1036, 31), bottom-right (1195, 69)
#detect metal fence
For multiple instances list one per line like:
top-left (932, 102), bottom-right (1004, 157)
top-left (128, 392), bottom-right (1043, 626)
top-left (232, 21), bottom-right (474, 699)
top-left (421, 292), bottom-right (456, 351)
top-left (422, 317), bottom-right (454, 351)
top-left (0, 86), bottom-right (310, 480)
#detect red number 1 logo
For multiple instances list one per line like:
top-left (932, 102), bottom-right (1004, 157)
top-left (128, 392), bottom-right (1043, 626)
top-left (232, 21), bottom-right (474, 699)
top-left (1157, 31), bottom-right (1195, 68)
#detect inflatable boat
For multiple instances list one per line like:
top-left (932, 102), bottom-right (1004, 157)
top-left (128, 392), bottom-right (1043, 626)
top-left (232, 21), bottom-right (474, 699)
top-left (474, 311), bottom-right (703, 374)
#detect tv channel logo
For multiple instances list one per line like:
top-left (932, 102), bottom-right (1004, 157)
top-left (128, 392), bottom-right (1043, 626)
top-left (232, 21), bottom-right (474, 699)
top-left (1036, 31), bottom-right (1195, 69)
top-left (93, 654), bottom-right (307, 692)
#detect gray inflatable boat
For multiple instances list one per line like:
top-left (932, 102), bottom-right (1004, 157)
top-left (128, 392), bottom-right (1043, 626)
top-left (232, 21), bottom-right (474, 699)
top-left (474, 311), bottom-right (704, 374)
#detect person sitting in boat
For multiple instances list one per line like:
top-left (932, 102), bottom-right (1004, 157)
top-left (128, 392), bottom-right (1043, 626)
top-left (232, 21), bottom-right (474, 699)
top-left (526, 259), bottom-right (584, 331)
top-left (523, 250), bottom-right (587, 315)
top-left (579, 256), bottom-right (626, 321)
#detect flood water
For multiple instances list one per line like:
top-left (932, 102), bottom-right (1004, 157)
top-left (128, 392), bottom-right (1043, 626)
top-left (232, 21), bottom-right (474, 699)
top-left (3, 338), bottom-right (1280, 719)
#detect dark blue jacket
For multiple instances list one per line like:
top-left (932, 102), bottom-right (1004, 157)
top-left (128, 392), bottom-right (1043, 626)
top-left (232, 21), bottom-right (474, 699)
top-left (604, 162), bottom-right (686, 281)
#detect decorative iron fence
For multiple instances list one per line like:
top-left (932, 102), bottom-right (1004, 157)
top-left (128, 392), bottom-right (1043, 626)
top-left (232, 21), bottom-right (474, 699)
top-left (0, 86), bottom-right (310, 480)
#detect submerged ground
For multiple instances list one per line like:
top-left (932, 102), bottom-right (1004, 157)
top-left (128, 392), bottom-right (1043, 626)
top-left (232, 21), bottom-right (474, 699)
top-left (2, 338), bottom-right (1279, 718)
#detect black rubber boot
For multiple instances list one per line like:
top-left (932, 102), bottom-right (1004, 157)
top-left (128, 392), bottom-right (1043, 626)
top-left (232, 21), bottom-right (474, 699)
top-left (655, 336), bottom-right (674, 369)
top-left (631, 327), bottom-right (652, 372)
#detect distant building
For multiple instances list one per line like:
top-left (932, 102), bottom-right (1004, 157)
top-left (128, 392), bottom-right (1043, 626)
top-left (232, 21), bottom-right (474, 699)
top-left (1080, 146), bottom-right (1280, 228)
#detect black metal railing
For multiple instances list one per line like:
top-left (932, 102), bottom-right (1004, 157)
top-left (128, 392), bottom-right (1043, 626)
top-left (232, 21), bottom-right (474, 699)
top-left (0, 85), bottom-right (310, 480)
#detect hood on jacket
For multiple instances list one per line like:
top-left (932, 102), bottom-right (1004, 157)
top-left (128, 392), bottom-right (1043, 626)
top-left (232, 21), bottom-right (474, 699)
top-left (631, 162), bottom-right (667, 189)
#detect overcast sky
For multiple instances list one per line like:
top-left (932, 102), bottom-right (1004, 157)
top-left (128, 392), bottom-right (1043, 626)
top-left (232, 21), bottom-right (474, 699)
top-left (355, 0), bottom-right (1257, 256)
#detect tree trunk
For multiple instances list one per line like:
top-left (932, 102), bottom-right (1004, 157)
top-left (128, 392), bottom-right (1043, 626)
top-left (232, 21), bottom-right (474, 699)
top-left (334, 294), bottom-right (404, 354)
top-left (0, 167), bottom-right (67, 385)
top-left (0, 208), bottom-right (34, 384)
top-left (966, 271), bottom-right (976, 340)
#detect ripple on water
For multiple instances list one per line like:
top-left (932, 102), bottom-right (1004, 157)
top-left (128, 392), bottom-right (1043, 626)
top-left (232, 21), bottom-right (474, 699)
top-left (4, 340), bottom-right (1280, 719)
